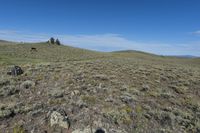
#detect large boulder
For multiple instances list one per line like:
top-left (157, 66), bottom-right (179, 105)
top-left (95, 128), bottom-right (105, 133)
top-left (50, 110), bottom-right (70, 129)
top-left (7, 66), bottom-right (23, 76)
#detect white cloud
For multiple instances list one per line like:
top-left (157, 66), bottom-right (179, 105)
top-left (57, 34), bottom-right (139, 51)
top-left (0, 29), bottom-right (199, 56)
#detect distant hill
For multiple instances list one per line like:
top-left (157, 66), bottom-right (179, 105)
top-left (0, 39), bottom-right (18, 45)
top-left (0, 39), bottom-right (16, 43)
top-left (0, 39), bottom-right (8, 42)
top-left (0, 41), bottom-right (109, 64)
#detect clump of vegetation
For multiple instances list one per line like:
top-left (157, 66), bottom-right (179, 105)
top-left (103, 107), bottom-right (132, 126)
top-left (48, 37), bottom-right (61, 45)
top-left (0, 85), bottom-right (18, 97)
top-left (13, 125), bottom-right (25, 133)
top-left (81, 95), bottom-right (97, 105)
top-left (20, 80), bottom-right (35, 89)
top-left (55, 39), bottom-right (61, 45)
top-left (49, 37), bottom-right (55, 44)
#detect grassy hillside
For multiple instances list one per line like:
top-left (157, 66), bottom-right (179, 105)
top-left (0, 41), bottom-right (199, 66)
top-left (0, 41), bottom-right (200, 133)
top-left (0, 42), bottom-right (109, 65)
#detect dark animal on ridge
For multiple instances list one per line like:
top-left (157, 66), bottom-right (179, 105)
top-left (31, 47), bottom-right (37, 52)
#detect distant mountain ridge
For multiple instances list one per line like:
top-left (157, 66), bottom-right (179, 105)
top-left (167, 55), bottom-right (199, 58)
top-left (0, 39), bottom-right (10, 43)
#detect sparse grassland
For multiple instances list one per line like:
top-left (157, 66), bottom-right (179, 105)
top-left (0, 41), bottom-right (200, 132)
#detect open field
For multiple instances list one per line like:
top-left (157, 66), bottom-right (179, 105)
top-left (0, 41), bottom-right (200, 133)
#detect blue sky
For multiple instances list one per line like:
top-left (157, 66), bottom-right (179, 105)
top-left (0, 0), bottom-right (200, 56)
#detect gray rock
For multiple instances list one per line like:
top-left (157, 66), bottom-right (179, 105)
top-left (29, 103), bottom-right (44, 116)
top-left (7, 66), bottom-right (23, 76)
top-left (50, 111), bottom-right (70, 129)
top-left (93, 74), bottom-right (109, 80)
top-left (48, 90), bottom-right (64, 98)
top-left (95, 128), bottom-right (105, 133)
top-left (141, 84), bottom-right (150, 91)
top-left (76, 99), bottom-right (88, 108)
top-left (120, 85), bottom-right (128, 91)
top-left (120, 94), bottom-right (133, 103)
top-left (105, 96), bottom-right (114, 102)
top-left (30, 108), bottom-right (44, 117)
top-left (71, 90), bottom-right (80, 97)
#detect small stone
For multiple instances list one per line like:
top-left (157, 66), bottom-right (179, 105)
top-left (93, 74), bottom-right (109, 80)
top-left (48, 90), bottom-right (64, 99)
top-left (71, 90), bottom-right (80, 96)
top-left (105, 96), bottom-right (114, 102)
top-left (30, 109), bottom-right (43, 117)
top-left (141, 84), bottom-right (150, 91)
top-left (120, 93), bottom-right (133, 103)
top-left (144, 113), bottom-right (151, 119)
top-left (76, 100), bottom-right (88, 108)
top-left (120, 85), bottom-right (128, 91)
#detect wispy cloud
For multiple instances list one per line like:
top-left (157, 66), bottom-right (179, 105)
top-left (0, 29), bottom-right (199, 56)
top-left (191, 30), bottom-right (200, 35)
top-left (0, 30), bottom-right (49, 42)
top-left (0, 30), bottom-right (20, 35)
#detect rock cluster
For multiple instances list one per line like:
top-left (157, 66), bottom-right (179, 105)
top-left (7, 66), bottom-right (23, 76)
